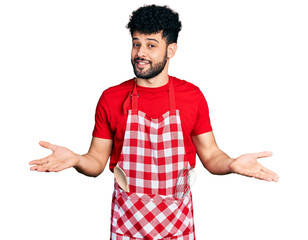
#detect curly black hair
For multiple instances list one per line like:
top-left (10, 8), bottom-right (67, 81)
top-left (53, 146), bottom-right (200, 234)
top-left (126, 5), bottom-right (182, 45)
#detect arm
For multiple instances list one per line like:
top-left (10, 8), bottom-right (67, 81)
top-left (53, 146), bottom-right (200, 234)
top-left (192, 131), bottom-right (279, 182)
top-left (192, 131), bottom-right (234, 175)
top-left (74, 137), bottom-right (113, 177)
top-left (30, 137), bottom-right (113, 177)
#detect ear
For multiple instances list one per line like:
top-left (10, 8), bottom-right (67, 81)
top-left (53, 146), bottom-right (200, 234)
top-left (167, 43), bottom-right (177, 59)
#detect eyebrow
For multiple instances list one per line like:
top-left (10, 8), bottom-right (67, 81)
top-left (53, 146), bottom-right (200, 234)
top-left (133, 37), bottom-right (160, 43)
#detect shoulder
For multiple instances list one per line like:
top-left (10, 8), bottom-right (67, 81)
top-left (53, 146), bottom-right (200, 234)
top-left (102, 78), bottom-right (134, 97)
top-left (171, 76), bottom-right (203, 97)
top-left (96, 78), bottom-right (134, 110)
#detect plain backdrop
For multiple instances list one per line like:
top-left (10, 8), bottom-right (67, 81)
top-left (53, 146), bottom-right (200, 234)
top-left (1, 0), bottom-right (307, 239)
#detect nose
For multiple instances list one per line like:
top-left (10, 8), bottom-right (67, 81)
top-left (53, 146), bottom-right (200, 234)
top-left (137, 45), bottom-right (147, 58)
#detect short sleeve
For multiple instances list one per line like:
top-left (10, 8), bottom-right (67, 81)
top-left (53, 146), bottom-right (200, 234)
top-left (191, 91), bottom-right (212, 136)
top-left (92, 92), bottom-right (113, 139)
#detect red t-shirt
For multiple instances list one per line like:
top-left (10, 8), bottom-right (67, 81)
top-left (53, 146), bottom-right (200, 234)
top-left (93, 76), bottom-right (212, 171)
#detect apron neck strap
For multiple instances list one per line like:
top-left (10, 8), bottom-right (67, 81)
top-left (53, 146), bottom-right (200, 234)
top-left (168, 77), bottom-right (176, 113)
top-left (131, 76), bottom-right (176, 114)
top-left (131, 79), bottom-right (139, 114)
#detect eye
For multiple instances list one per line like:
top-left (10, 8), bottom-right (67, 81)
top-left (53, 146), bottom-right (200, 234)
top-left (149, 44), bottom-right (156, 48)
top-left (133, 43), bottom-right (140, 47)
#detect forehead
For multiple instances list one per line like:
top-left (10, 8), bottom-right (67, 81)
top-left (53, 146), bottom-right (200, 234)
top-left (132, 31), bottom-right (165, 43)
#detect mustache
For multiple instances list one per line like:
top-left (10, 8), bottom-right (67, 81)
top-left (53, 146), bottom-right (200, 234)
top-left (133, 58), bottom-right (152, 64)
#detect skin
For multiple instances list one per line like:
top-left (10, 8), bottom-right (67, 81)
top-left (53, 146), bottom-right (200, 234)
top-left (29, 31), bottom-right (279, 182)
top-left (131, 31), bottom-right (177, 87)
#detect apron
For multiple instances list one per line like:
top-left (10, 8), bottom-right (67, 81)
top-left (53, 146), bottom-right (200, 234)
top-left (110, 77), bottom-right (195, 240)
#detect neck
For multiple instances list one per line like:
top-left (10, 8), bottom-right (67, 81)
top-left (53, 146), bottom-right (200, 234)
top-left (136, 63), bottom-right (169, 88)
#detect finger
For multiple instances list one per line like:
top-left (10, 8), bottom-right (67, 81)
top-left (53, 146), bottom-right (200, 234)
top-left (255, 151), bottom-right (273, 158)
top-left (49, 166), bottom-right (62, 172)
top-left (36, 166), bottom-right (50, 172)
top-left (261, 167), bottom-right (279, 182)
top-left (29, 159), bottom-right (52, 171)
top-left (254, 169), bottom-right (280, 182)
top-left (34, 160), bottom-right (56, 172)
top-left (36, 159), bottom-right (63, 172)
top-left (253, 171), bottom-right (273, 182)
top-left (30, 165), bottom-right (40, 171)
top-left (49, 164), bottom-right (68, 172)
top-left (39, 141), bottom-right (57, 151)
top-left (29, 157), bottom-right (50, 165)
top-left (48, 163), bottom-right (63, 172)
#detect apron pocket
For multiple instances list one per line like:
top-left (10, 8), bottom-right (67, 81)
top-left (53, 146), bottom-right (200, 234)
top-left (112, 184), bottom-right (193, 239)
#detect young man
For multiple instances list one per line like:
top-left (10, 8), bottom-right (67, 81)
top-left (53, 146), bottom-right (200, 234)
top-left (29, 5), bottom-right (279, 239)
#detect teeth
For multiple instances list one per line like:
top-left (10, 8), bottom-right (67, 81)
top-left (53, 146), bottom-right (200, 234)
top-left (136, 60), bottom-right (148, 64)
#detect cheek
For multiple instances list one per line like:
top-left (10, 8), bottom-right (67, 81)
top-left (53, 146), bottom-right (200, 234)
top-left (131, 52), bottom-right (134, 60)
top-left (131, 49), bottom-right (137, 59)
top-left (152, 52), bottom-right (164, 62)
top-left (156, 48), bottom-right (167, 59)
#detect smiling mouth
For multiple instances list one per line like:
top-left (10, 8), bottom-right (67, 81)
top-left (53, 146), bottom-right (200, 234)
top-left (135, 59), bottom-right (151, 69)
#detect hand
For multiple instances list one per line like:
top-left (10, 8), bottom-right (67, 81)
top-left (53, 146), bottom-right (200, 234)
top-left (229, 151), bottom-right (279, 182)
top-left (29, 141), bottom-right (79, 172)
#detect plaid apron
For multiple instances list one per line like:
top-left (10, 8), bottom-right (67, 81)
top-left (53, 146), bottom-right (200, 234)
top-left (110, 77), bottom-right (195, 239)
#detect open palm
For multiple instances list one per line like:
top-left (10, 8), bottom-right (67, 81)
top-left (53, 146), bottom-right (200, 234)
top-left (29, 141), bottom-right (79, 172)
top-left (229, 151), bottom-right (279, 182)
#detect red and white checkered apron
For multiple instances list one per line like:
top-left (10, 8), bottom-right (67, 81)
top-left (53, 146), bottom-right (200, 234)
top-left (110, 77), bottom-right (195, 240)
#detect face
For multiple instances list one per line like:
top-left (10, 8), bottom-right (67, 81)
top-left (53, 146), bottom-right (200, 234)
top-left (131, 31), bottom-right (169, 79)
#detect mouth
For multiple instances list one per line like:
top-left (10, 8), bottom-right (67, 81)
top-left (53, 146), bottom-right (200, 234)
top-left (135, 59), bottom-right (150, 69)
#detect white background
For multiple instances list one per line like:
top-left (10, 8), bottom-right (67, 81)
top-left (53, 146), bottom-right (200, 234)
top-left (1, 0), bottom-right (307, 239)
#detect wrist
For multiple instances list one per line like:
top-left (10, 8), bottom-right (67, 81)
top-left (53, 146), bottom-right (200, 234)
top-left (73, 153), bottom-right (83, 169)
top-left (226, 157), bottom-right (235, 173)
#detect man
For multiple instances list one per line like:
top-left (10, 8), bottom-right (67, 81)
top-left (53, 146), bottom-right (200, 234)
top-left (29, 5), bottom-right (279, 239)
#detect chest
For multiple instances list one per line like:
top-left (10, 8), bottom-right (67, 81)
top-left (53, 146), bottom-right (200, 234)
top-left (112, 93), bottom-right (198, 141)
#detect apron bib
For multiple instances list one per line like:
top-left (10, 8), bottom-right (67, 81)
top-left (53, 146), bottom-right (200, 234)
top-left (110, 77), bottom-right (195, 240)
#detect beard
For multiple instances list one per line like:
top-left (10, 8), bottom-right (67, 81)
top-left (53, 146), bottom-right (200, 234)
top-left (131, 51), bottom-right (168, 79)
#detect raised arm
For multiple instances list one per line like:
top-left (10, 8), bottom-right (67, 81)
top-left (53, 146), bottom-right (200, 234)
top-left (30, 137), bottom-right (113, 177)
top-left (191, 132), bottom-right (279, 182)
top-left (192, 131), bottom-right (234, 175)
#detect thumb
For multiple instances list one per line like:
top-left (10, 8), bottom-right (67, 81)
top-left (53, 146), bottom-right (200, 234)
top-left (254, 151), bottom-right (273, 158)
top-left (39, 141), bottom-right (57, 151)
